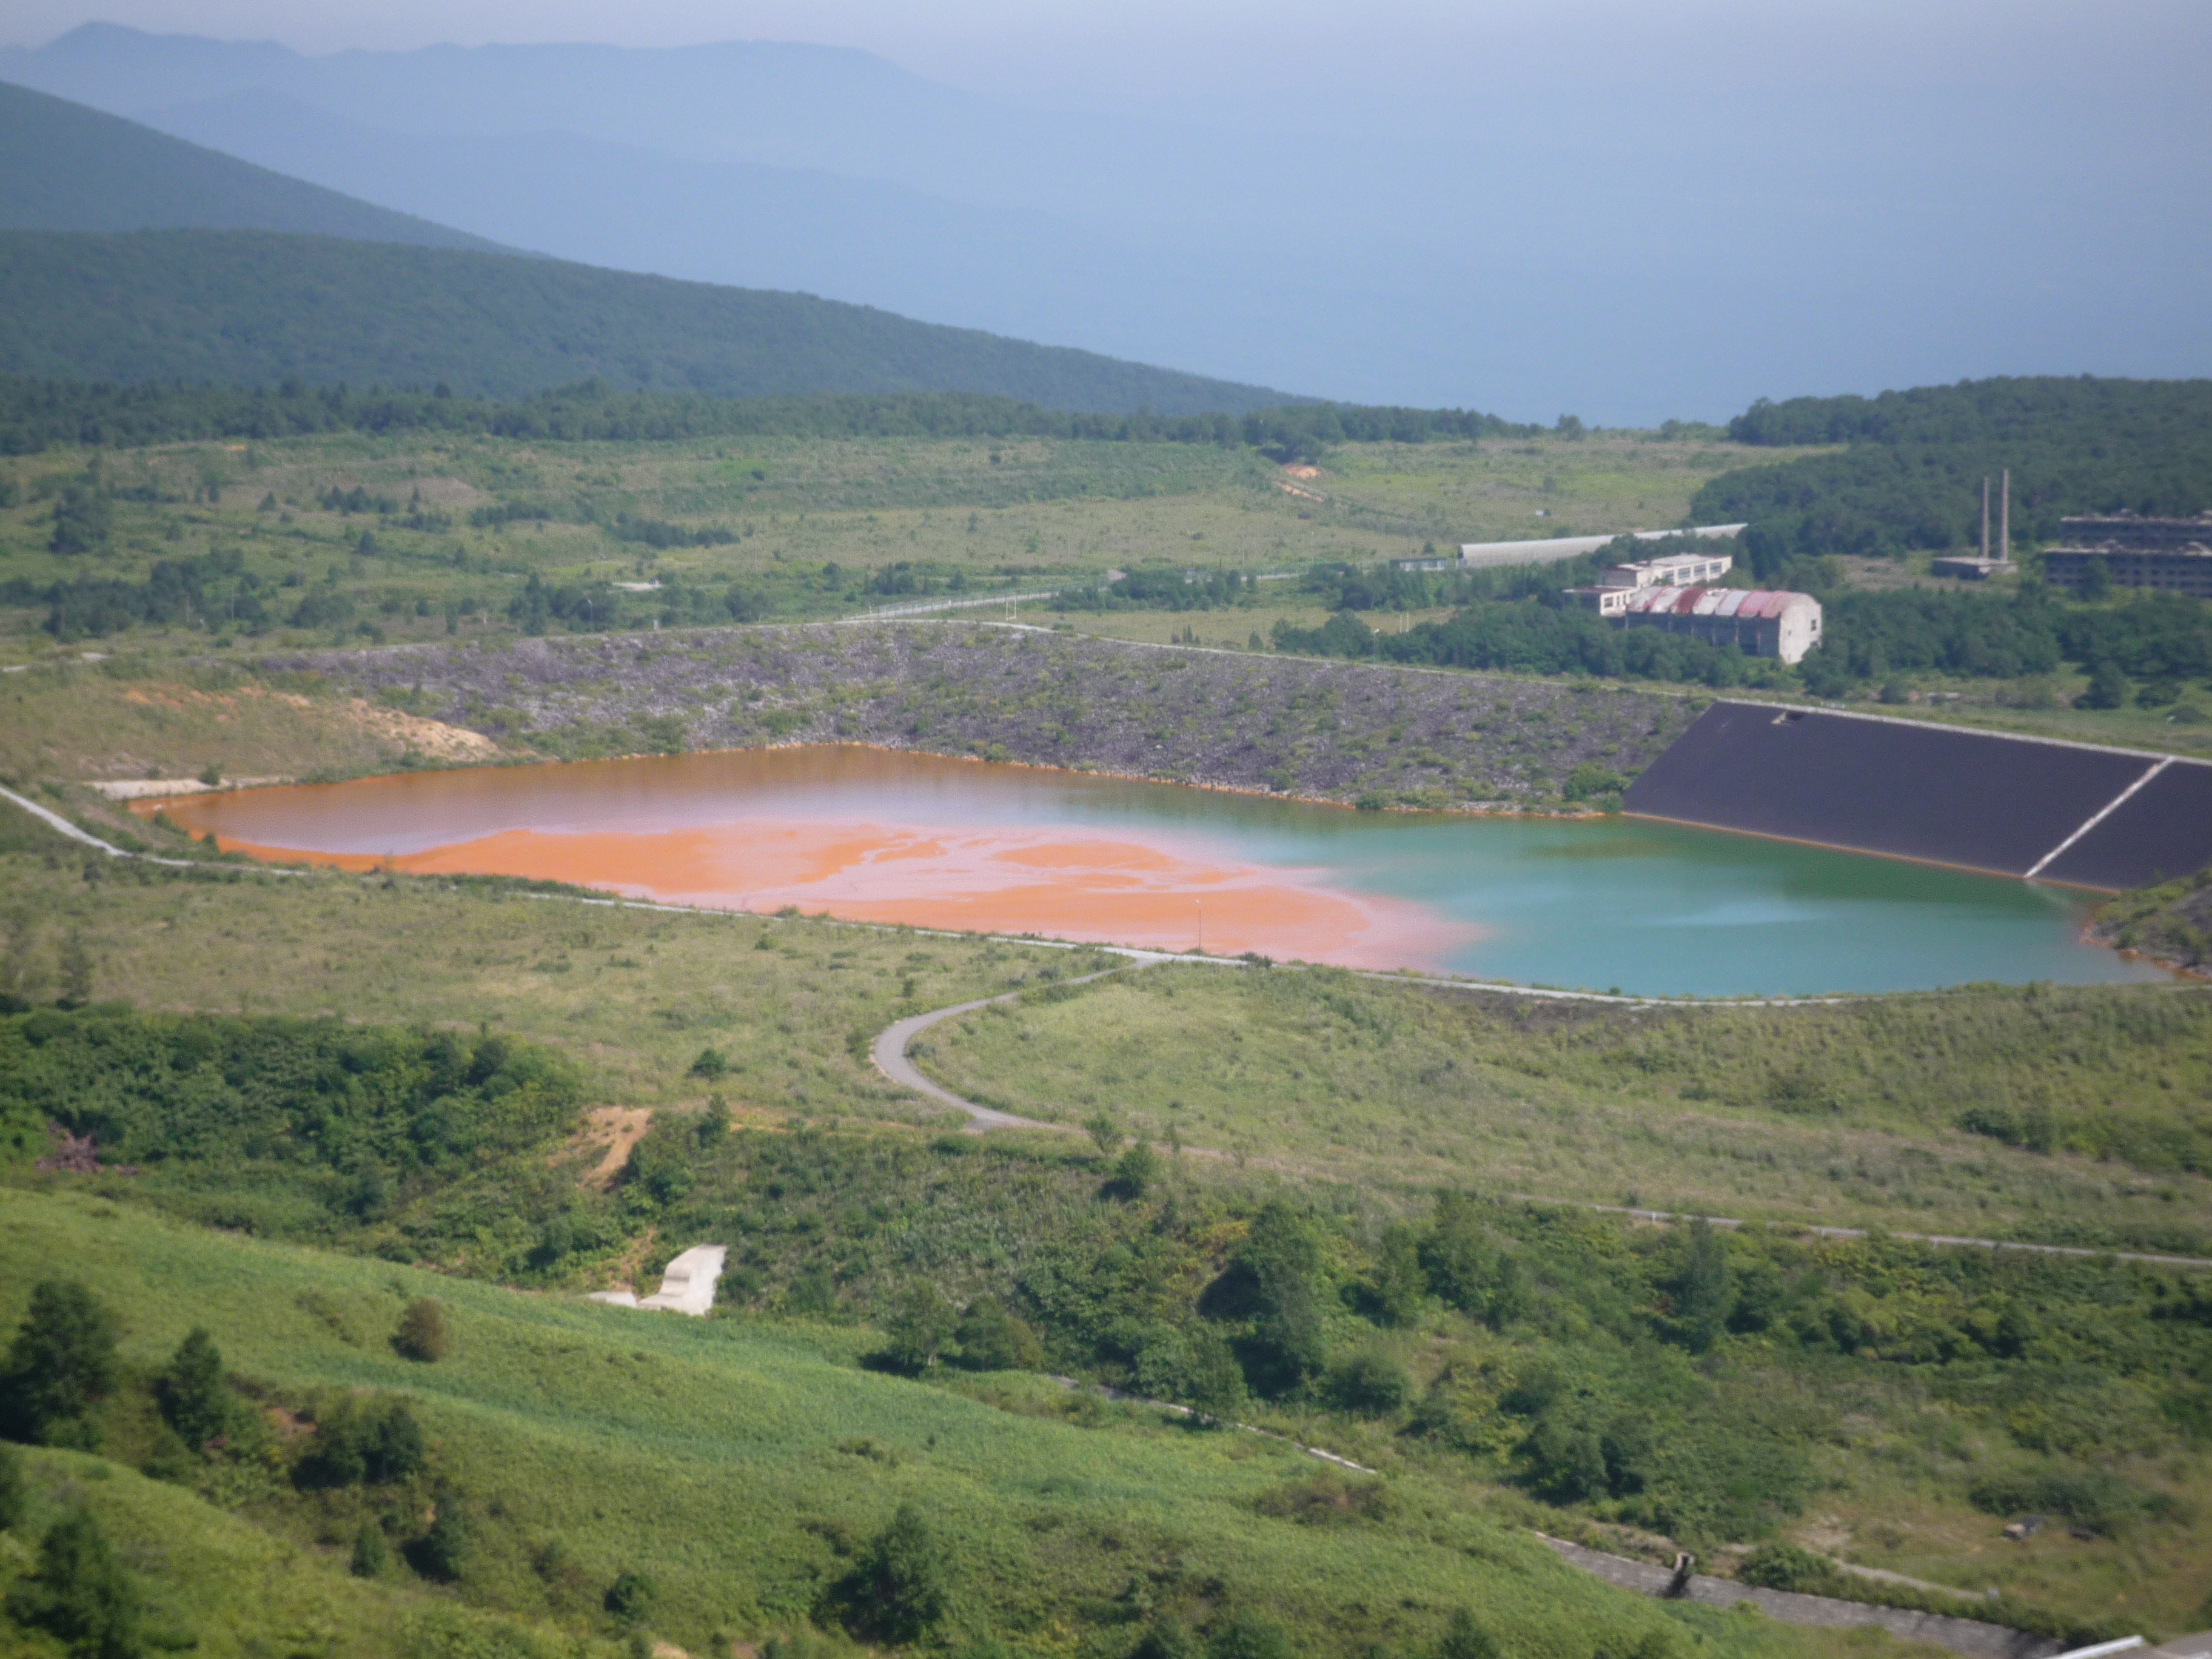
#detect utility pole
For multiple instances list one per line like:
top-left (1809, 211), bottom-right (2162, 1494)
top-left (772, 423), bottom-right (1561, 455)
top-left (1981, 477), bottom-right (1991, 561)
top-left (2000, 469), bottom-right (2011, 564)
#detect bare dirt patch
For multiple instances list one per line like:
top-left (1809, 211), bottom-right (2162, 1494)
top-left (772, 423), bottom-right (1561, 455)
top-left (576, 1105), bottom-right (657, 1190)
top-left (342, 698), bottom-right (500, 760)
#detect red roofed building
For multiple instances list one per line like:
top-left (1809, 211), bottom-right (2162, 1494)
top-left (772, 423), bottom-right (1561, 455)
top-left (1565, 583), bottom-right (1824, 664)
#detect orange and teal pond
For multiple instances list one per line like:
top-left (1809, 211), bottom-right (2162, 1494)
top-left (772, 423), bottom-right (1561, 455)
top-left (148, 746), bottom-right (2160, 997)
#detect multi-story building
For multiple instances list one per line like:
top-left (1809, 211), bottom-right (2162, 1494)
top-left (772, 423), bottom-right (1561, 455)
top-left (1596, 549), bottom-right (1734, 589)
top-left (2042, 512), bottom-right (2212, 598)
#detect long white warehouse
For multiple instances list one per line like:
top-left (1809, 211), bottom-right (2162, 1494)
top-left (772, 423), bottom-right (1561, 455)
top-left (1456, 523), bottom-right (1747, 569)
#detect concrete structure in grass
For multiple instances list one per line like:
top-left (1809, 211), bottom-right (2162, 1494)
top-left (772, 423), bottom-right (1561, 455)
top-left (589, 1244), bottom-right (727, 1316)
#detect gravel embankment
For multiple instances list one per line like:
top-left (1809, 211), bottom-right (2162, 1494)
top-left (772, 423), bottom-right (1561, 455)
top-left (266, 622), bottom-right (1696, 809)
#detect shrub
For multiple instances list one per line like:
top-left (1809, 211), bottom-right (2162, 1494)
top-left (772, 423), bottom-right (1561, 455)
top-left (415, 1494), bottom-right (470, 1581)
top-left (1113, 1141), bottom-right (1159, 1198)
top-left (1327, 1347), bottom-right (1411, 1416)
top-left (1738, 1541), bottom-right (1829, 1591)
top-left (350, 1522), bottom-right (387, 1578)
top-left (879, 1281), bottom-right (956, 1374)
top-left (689, 1047), bottom-right (729, 1079)
top-left (1205, 1612), bottom-right (1292, 1659)
top-left (845, 1501), bottom-right (948, 1641)
top-left (952, 1299), bottom-right (1042, 1372)
top-left (394, 1298), bottom-right (448, 1363)
top-left (0, 1279), bottom-right (119, 1446)
top-left (1438, 1611), bottom-right (1500, 1659)
top-left (155, 1328), bottom-right (231, 1450)
top-left (1968, 1467), bottom-right (2141, 1536)
top-left (9, 1508), bottom-right (141, 1659)
top-left (295, 1395), bottom-right (427, 1489)
top-left (605, 1569), bottom-right (660, 1624)
top-left (1131, 1620), bottom-right (1201, 1659)
top-left (0, 1441), bottom-right (23, 1531)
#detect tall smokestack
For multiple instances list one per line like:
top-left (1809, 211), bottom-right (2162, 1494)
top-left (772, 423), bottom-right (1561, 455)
top-left (1982, 477), bottom-right (1991, 560)
top-left (2000, 469), bottom-right (2011, 563)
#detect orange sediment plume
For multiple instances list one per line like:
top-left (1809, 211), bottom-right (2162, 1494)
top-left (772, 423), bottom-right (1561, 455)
top-left (204, 819), bottom-right (1475, 970)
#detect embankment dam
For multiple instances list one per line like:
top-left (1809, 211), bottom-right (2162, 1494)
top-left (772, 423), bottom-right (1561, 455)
top-left (1624, 701), bottom-right (2212, 890)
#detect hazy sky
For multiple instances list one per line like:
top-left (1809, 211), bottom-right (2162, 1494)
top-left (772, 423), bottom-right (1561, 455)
top-left (7, 1), bottom-right (2208, 416)
top-left (11, 0), bottom-right (2210, 110)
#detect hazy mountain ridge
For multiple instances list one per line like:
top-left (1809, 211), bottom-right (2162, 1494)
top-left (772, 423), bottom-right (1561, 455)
top-left (0, 77), bottom-right (504, 249)
top-left (0, 228), bottom-right (1299, 413)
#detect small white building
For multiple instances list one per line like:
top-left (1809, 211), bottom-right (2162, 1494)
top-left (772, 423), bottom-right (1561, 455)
top-left (1597, 549), bottom-right (1734, 589)
top-left (1566, 584), bottom-right (1824, 665)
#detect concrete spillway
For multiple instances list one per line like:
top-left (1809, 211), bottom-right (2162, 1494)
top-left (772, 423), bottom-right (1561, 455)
top-left (1623, 702), bottom-right (2212, 891)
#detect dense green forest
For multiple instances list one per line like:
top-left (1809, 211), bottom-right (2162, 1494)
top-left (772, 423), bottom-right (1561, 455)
top-left (0, 373), bottom-right (1526, 458)
top-left (0, 80), bottom-right (501, 252)
top-left (1694, 377), bottom-right (2212, 570)
top-left (0, 230), bottom-right (1298, 415)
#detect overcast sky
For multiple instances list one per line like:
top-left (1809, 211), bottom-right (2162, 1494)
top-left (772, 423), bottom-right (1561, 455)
top-left (10, 0), bottom-right (2210, 112)
top-left (8, 1), bottom-right (2208, 417)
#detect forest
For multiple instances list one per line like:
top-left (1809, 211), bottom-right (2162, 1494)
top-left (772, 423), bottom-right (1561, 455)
top-left (0, 374), bottom-right (1530, 459)
top-left (1694, 377), bottom-right (2212, 571)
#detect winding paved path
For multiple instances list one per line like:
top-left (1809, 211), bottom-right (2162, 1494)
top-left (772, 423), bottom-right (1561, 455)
top-left (872, 960), bottom-right (1166, 1132)
top-left (871, 964), bottom-right (2212, 1270)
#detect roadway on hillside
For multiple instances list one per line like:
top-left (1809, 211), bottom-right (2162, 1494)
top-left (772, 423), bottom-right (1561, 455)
top-left (871, 965), bottom-right (2212, 1272)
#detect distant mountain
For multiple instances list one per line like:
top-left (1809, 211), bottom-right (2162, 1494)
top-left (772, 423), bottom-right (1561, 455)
top-left (135, 86), bottom-right (1118, 340)
top-left (0, 229), bottom-right (1299, 414)
top-left (0, 78), bottom-right (501, 250)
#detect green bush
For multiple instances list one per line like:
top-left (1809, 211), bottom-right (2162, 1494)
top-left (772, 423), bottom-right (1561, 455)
top-left (350, 1521), bottom-right (387, 1578)
top-left (415, 1494), bottom-right (471, 1582)
top-left (394, 1298), bottom-right (448, 1363)
top-left (0, 1279), bottom-right (118, 1447)
top-left (1737, 1541), bottom-right (1829, 1591)
top-left (8, 1507), bottom-right (141, 1659)
top-left (293, 1395), bottom-right (427, 1489)
top-left (951, 1299), bottom-right (1042, 1372)
top-left (154, 1328), bottom-right (231, 1450)
top-left (1205, 1611), bottom-right (1292, 1659)
top-left (842, 1501), bottom-right (948, 1642)
top-left (1327, 1347), bottom-right (1411, 1416)
top-left (605, 1569), bottom-right (660, 1624)
top-left (0, 1440), bottom-right (23, 1531)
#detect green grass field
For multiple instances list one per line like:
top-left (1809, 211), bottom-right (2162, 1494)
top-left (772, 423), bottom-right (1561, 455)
top-left (912, 965), bottom-right (2212, 1255)
top-left (0, 1183), bottom-right (1800, 1659)
top-left (0, 429), bottom-right (1816, 667)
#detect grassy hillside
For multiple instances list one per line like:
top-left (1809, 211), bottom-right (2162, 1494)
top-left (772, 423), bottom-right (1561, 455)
top-left (0, 80), bottom-right (504, 251)
top-left (0, 229), bottom-right (1298, 414)
top-left (2, 825), bottom-right (2210, 1637)
top-left (0, 1184), bottom-right (1741, 1659)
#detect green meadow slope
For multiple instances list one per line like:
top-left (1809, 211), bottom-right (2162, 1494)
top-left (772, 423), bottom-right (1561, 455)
top-left (0, 1185), bottom-right (1716, 1659)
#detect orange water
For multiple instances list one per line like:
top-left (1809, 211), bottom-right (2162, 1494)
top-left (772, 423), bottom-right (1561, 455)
top-left (150, 748), bottom-right (1473, 969)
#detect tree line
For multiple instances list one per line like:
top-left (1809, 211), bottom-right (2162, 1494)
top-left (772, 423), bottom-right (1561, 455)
top-left (1697, 375), bottom-right (2212, 568)
top-left (0, 375), bottom-right (1533, 458)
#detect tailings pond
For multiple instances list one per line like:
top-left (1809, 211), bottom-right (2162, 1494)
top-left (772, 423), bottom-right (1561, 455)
top-left (152, 746), bottom-right (2163, 997)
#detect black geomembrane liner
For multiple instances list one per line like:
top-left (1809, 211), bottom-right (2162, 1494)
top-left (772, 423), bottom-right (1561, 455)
top-left (2040, 760), bottom-right (2212, 891)
top-left (1623, 702), bottom-right (2153, 878)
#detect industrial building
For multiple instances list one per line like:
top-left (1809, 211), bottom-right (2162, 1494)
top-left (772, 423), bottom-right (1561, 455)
top-left (1452, 521), bottom-right (1745, 570)
top-left (1597, 548), bottom-right (1734, 588)
top-left (1566, 561), bottom-right (1823, 664)
top-left (2040, 511), bottom-right (2212, 598)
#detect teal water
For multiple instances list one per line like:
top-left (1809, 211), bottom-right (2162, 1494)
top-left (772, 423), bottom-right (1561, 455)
top-left (165, 746), bottom-right (2162, 997)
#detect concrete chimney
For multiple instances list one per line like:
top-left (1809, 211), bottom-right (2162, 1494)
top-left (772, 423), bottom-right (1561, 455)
top-left (1982, 477), bottom-right (1991, 560)
top-left (2000, 469), bottom-right (2011, 563)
